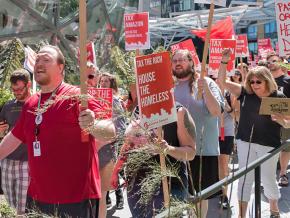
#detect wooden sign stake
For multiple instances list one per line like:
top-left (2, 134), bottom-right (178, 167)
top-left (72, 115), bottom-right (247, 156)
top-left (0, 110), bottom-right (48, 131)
top-left (158, 127), bottom-right (170, 208)
top-left (198, 0), bottom-right (215, 99)
top-left (79, 0), bottom-right (89, 141)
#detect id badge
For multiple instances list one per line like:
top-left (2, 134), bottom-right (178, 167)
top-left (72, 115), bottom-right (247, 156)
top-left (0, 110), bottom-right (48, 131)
top-left (33, 141), bottom-right (41, 157)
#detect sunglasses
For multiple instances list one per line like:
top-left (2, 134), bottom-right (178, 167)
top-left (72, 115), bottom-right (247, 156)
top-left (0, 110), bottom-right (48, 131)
top-left (267, 60), bottom-right (278, 65)
top-left (249, 80), bottom-right (262, 85)
top-left (234, 71), bottom-right (241, 76)
top-left (88, 74), bottom-right (95, 79)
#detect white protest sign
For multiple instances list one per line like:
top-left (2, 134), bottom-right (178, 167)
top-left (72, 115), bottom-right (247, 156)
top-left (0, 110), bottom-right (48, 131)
top-left (275, 0), bottom-right (290, 56)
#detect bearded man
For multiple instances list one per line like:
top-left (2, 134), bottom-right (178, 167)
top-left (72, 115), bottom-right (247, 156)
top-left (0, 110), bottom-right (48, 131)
top-left (172, 49), bottom-right (224, 218)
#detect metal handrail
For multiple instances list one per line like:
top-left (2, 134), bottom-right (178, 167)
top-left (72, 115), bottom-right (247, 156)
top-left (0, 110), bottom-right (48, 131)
top-left (156, 139), bottom-right (290, 218)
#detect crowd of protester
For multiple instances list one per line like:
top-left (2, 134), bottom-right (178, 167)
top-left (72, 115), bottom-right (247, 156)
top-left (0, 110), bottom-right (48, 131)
top-left (0, 45), bottom-right (290, 218)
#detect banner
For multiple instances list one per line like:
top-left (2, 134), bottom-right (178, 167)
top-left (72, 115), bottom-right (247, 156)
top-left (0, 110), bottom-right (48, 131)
top-left (258, 38), bottom-right (273, 59)
top-left (87, 88), bottom-right (113, 119)
top-left (135, 51), bottom-right (176, 130)
top-left (194, 0), bottom-right (226, 7)
top-left (236, 34), bottom-right (249, 57)
top-left (24, 46), bottom-right (36, 73)
top-left (275, 0), bottom-right (290, 57)
top-left (209, 39), bottom-right (236, 77)
top-left (191, 16), bottom-right (234, 41)
top-left (170, 39), bottom-right (201, 71)
top-left (124, 12), bottom-right (150, 51)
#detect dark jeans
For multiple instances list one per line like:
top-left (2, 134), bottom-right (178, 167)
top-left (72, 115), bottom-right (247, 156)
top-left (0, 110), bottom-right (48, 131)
top-left (127, 183), bottom-right (187, 218)
top-left (26, 196), bottom-right (99, 218)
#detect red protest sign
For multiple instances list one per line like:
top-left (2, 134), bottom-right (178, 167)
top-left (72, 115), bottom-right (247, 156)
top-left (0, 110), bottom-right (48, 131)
top-left (258, 38), bottom-right (273, 60)
top-left (124, 12), bottom-right (150, 51)
top-left (170, 39), bottom-right (201, 71)
top-left (275, 0), bottom-right (290, 57)
top-left (88, 88), bottom-right (113, 119)
top-left (236, 34), bottom-right (249, 57)
top-left (135, 52), bottom-right (177, 130)
top-left (209, 39), bottom-right (236, 76)
top-left (77, 42), bottom-right (96, 65)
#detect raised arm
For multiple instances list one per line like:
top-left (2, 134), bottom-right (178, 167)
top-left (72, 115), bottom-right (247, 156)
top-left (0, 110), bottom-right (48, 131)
top-left (218, 49), bottom-right (242, 97)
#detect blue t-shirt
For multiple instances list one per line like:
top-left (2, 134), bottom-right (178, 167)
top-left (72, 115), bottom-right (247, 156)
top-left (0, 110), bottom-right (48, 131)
top-left (174, 77), bottom-right (224, 156)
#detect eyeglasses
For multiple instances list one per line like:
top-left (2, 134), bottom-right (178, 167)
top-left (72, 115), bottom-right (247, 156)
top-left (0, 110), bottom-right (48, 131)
top-left (250, 80), bottom-right (263, 85)
top-left (267, 60), bottom-right (278, 65)
top-left (172, 58), bottom-right (190, 64)
top-left (234, 71), bottom-right (241, 76)
top-left (88, 74), bottom-right (95, 79)
top-left (10, 85), bottom-right (27, 92)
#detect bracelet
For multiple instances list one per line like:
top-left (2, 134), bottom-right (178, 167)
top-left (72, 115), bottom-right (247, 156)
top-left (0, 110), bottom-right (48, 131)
top-left (221, 60), bottom-right (228, 64)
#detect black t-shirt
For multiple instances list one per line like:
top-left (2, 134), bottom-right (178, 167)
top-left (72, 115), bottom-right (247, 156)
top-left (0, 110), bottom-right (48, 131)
top-left (275, 75), bottom-right (290, 141)
top-left (275, 75), bottom-right (290, 97)
top-left (0, 99), bottom-right (28, 161)
top-left (236, 88), bottom-right (285, 147)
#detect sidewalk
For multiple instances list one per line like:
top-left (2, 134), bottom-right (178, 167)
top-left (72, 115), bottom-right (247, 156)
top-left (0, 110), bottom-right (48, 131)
top-left (107, 169), bottom-right (290, 217)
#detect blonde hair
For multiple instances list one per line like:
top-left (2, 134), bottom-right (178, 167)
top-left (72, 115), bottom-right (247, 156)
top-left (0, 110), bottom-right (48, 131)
top-left (244, 66), bottom-right (278, 94)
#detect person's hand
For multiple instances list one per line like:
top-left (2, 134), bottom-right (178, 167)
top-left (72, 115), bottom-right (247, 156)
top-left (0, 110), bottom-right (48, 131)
top-left (197, 77), bottom-right (209, 93)
top-left (271, 113), bottom-right (290, 127)
top-left (221, 48), bottom-right (231, 62)
top-left (0, 121), bottom-right (9, 133)
top-left (78, 109), bottom-right (95, 130)
top-left (144, 139), bottom-right (171, 156)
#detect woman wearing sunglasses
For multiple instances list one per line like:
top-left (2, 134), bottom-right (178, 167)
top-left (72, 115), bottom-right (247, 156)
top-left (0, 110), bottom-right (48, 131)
top-left (218, 49), bottom-right (290, 218)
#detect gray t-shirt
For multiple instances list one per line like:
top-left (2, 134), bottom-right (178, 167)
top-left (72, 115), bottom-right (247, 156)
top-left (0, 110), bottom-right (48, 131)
top-left (0, 99), bottom-right (28, 161)
top-left (174, 78), bottom-right (224, 156)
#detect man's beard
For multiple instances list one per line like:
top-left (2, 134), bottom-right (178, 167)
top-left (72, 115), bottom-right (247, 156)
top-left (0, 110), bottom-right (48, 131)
top-left (173, 65), bottom-right (194, 79)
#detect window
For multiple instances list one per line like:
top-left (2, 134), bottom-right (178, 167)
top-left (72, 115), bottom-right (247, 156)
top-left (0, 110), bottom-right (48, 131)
top-left (249, 42), bottom-right (257, 53)
top-left (248, 25), bottom-right (257, 40)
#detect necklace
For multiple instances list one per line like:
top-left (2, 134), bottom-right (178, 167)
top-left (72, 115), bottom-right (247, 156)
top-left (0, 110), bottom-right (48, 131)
top-left (35, 82), bottom-right (63, 125)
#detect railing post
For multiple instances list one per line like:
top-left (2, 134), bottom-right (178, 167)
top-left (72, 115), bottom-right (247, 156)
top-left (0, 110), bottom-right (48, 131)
top-left (255, 166), bottom-right (261, 218)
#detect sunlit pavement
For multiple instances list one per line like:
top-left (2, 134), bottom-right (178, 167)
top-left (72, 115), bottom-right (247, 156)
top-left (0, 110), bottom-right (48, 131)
top-left (107, 165), bottom-right (290, 218)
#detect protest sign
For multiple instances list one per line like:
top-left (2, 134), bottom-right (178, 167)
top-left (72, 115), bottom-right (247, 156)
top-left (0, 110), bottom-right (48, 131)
top-left (258, 38), bottom-right (273, 59)
top-left (194, 0), bottom-right (226, 7)
top-left (135, 51), bottom-right (176, 130)
top-left (88, 88), bottom-right (113, 119)
top-left (236, 34), bottom-right (249, 57)
top-left (124, 12), bottom-right (150, 51)
top-left (275, 0), bottom-right (290, 57)
top-left (170, 39), bottom-right (201, 71)
top-left (77, 42), bottom-right (96, 65)
top-left (209, 39), bottom-right (236, 76)
top-left (260, 97), bottom-right (290, 115)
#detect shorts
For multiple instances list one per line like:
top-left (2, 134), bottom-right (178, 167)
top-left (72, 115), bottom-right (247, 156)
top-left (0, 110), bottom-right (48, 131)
top-left (98, 143), bottom-right (114, 169)
top-left (188, 156), bottom-right (222, 199)
top-left (26, 196), bottom-right (99, 218)
top-left (219, 136), bottom-right (234, 155)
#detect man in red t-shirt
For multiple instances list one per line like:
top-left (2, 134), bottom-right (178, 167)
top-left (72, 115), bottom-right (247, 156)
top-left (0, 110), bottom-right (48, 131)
top-left (0, 45), bottom-right (116, 217)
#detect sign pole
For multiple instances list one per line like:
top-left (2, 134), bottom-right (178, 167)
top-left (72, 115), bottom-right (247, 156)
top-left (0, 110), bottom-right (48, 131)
top-left (79, 0), bottom-right (89, 141)
top-left (198, 0), bottom-right (215, 99)
top-left (158, 127), bottom-right (170, 208)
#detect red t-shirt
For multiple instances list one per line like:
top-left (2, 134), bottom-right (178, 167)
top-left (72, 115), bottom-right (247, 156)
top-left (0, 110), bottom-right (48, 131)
top-left (12, 83), bottom-right (101, 204)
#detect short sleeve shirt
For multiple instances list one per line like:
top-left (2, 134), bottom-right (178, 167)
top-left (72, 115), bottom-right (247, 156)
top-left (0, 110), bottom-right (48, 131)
top-left (12, 83), bottom-right (101, 204)
top-left (236, 87), bottom-right (284, 147)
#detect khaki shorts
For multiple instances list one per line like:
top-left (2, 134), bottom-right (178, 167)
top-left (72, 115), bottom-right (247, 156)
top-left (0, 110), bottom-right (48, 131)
top-left (281, 128), bottom-right (290, 152)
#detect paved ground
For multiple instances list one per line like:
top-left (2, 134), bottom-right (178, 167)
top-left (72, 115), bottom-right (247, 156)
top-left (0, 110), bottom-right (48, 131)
top-left (107, 164), bottom-right (290, 218)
